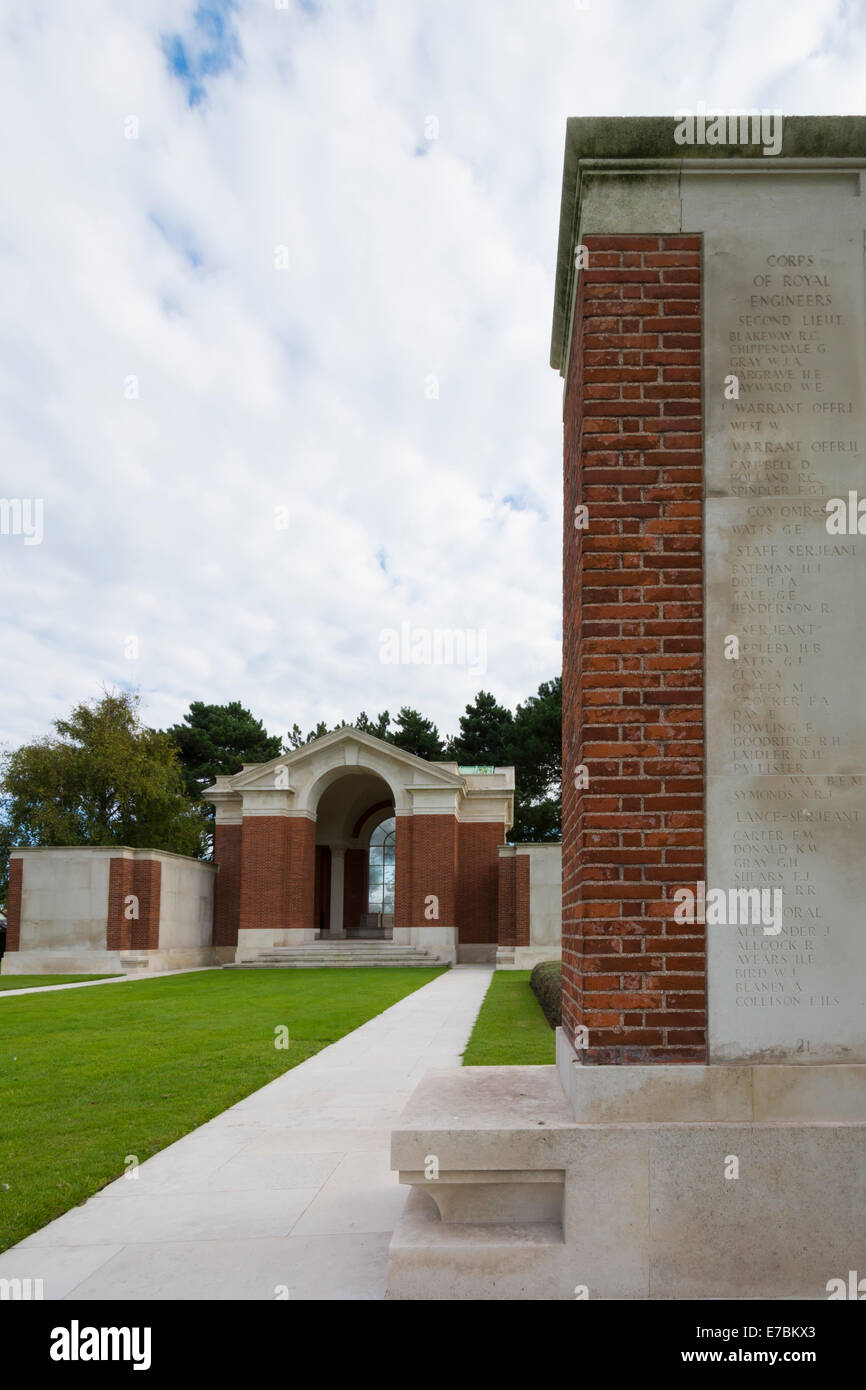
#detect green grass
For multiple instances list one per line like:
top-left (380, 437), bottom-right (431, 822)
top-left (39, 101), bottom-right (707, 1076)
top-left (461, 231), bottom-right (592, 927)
top-left (0, 975), bottom-right (121, 992)
top-left (462, 970), bottom-right (556, 1066)
top-left (0, 966), bottom-right (445, 1252)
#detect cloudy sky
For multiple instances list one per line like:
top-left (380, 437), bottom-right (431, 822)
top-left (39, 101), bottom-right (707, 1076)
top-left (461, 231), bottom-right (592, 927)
top-left (1, 0), bottom-right (864, 751)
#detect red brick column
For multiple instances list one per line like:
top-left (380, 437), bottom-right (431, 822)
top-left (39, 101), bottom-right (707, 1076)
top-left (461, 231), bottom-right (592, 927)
top-left (107, 856), bottom-right (161, 950)
top-left (515, 855), bottom-right (531, 949)
top-left (239, 817), bottom-right (289, 933)
top-left (5, 857), bottom-right (22, 951)
top-left (457, 822), bottom-right (503, 944)
top-left (107, 857), bottom-right (134, 950)
top-left (132, 860), bottom-right (161, 949)
top-left (496, 851), bottom-right (529, 949)
top-left (562, 233), bottom-right (706, 1064)
top-left (213, 823), bottom-right (242, 947)
top-left (395, 815), bottom-right (458, 931)
top-left (498, 852), bottom-right (516, 948)
top-left (239, 816), bottom-right (316, 934)
top-left (286, 817), bottom-right (316, 931)
top-left (394, 816), bottom-right (412, 934)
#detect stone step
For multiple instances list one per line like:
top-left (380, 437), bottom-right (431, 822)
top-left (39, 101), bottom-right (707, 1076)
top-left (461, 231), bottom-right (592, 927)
top-left (255, 946), bottom-right (429, 954)
top-left (251, 957), bottom-right (436, 964)
top-left (223, 942), bottom-right (447, 969)
top-left (235, 952), bottom-right (440, 960)
top-left (225, 960), bottom-right (446, 969)
top-left (246, 947), bottom-right (430, 957)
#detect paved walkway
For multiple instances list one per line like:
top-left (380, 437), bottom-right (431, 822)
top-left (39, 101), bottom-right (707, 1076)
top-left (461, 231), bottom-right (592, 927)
top-left (0, 965), bottom-right (493, 1300)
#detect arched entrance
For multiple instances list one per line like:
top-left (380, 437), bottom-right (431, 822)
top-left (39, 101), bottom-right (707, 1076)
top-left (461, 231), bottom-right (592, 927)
top-left (312, 771), bottom-right (395, 939)
top-left (204, 726), bottom-right (514, 964)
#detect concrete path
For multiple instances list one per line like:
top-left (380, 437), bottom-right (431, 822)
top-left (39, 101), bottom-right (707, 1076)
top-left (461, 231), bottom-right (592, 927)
top-left (0, 967), bottom-right (221, 998)
top-left (0, 964), bottom-right (493, 1300)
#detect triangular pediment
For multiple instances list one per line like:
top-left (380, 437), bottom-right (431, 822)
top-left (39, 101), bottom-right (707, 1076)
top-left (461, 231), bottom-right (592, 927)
top-left (213, 725), bottom-right (466, 793)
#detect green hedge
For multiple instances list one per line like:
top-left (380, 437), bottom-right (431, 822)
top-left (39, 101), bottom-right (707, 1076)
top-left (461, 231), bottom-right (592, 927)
top-left (530, 960), bottom-right (562, 1029)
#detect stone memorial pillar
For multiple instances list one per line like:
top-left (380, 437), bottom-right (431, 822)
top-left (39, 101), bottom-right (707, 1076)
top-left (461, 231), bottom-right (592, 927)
top-left (554, 115), bottom-right (866, 1073)
top-left (387, 117), bottom-right (866, 1300)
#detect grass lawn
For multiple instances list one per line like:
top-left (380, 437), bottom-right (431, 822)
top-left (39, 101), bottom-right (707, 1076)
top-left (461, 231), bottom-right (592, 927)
top-left (0, 966), bottom-right (445, 1252)
top-left (462, 970), bottom-right (555, 1066)
top-left (0, 975), bottom-right (121, 992)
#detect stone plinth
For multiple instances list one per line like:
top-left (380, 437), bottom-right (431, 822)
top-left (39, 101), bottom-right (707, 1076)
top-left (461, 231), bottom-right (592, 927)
top-left (387, 1048), bottom-right (866, 1300)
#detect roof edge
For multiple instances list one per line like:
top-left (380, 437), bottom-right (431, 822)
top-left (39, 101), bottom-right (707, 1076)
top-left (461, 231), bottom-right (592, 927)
top-left (550, 114), bottom-right (866, 374)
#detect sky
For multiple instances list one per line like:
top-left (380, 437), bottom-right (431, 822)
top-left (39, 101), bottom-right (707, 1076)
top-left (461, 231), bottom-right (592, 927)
top-left (1, 0), bottom-right (865, 751)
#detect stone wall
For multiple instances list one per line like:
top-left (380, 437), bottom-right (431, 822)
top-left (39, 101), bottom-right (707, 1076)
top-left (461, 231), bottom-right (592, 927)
top-left (3, 846), bottom-right (220, 974)
top-left (497, 843), bottom-right (562, 968)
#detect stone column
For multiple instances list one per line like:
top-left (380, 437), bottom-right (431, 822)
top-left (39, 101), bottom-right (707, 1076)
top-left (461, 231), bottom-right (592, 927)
top-left (553, 114), bottom-right (866, 1071)
top-left (212, 810), bottom-right (243, 949)
top-left (328, 846), bottom-right (346, 938)
top-left (386, 117), bottom-right (866, 1305)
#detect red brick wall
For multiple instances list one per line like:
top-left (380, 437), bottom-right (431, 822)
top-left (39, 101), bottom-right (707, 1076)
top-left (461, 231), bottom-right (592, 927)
top-left (240, 817), bottom-right (289, 933)
top-left (497, 853), bottom-right (516, 948)
top-left (107, 857), bottom-right (132, 950)
top-left (239, 815), bottom-right (316, 934)
top-left (5, 857), bottom-right (22, 951)
top-left (394, 815), bottom-right (458, 930)
top-left (515, 855), bottom-right (530, 948)
top-left (107, 856), bottom-right (161, 950)
top-left (132, 860), bottom-right (161, 949)
top-left (394, 817), bottom-right (410, 932)
top-left (287, 818), bottom-right (316, 931)
top-left (457, 822), bottom-right (504, 944)
top-left (213, 824), bottom-right (241, 947)
top-left (562, 233), bottom-right (706, 1064)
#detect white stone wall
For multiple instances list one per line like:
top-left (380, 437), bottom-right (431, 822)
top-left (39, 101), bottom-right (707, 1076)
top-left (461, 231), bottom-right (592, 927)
top-left (4, 846), bottom-right (220, 976)
top-left (156, 853), bottom-right (216, 950)
top-left (497, 843), bottom-right (562, 969)
top-left (525, 845), bottom-right (561, 952)
top-left (16, 848), bottom-right (112, 955)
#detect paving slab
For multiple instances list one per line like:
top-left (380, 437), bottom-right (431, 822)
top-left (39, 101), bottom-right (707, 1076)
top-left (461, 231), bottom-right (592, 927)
top-left (0, 964), bottom-right (493, 1300)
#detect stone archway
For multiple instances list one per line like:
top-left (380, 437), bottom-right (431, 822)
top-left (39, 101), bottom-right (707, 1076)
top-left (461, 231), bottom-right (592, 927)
top-left (311, 771), bottom-right (394, 939)
top-left (203, 726), bottom-right (514, 964)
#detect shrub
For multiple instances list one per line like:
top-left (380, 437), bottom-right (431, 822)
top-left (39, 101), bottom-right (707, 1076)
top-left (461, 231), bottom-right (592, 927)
top-left (530, 959), bottom-right (562, 1028)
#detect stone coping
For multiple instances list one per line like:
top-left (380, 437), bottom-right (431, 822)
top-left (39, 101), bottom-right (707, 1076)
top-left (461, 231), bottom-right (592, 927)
top-left (9, 845), bottom-right (218, 868)
top-left (391, 1060), bottom-right (866, 1173)
top-left (550, 114), bottom-right (866, 371)
top-left (392, 1067), bottom-right (580, 1173)
top-left (497, 842), bottom-right (561, 854)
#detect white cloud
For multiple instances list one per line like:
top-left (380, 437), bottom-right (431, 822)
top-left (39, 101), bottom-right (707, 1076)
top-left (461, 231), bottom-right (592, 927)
top-left (0, 0), bottom-right (863, 749)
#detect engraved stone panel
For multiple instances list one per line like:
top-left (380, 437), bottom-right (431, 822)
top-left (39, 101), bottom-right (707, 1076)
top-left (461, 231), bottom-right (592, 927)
top-left (703, 213), bottom-right (866, 1062)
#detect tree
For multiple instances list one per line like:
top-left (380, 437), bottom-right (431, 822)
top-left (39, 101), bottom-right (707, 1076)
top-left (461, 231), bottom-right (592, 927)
top-left (0, 690), bottom-right (207, 899)
top-left (284, 719), bottom-right (336, 750)
top-left (389, 707), bottom-right (444, 760)
top-left (446, 690), bottom-right (514, 767)
top-left (442, 683), bottom-right (560, 840)
top-left (352, 710), bottom-right (391, 740)
top-left (167, 701), bottom-right (282, 799)
top-left (509, 678), bottom-right (561, 842)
